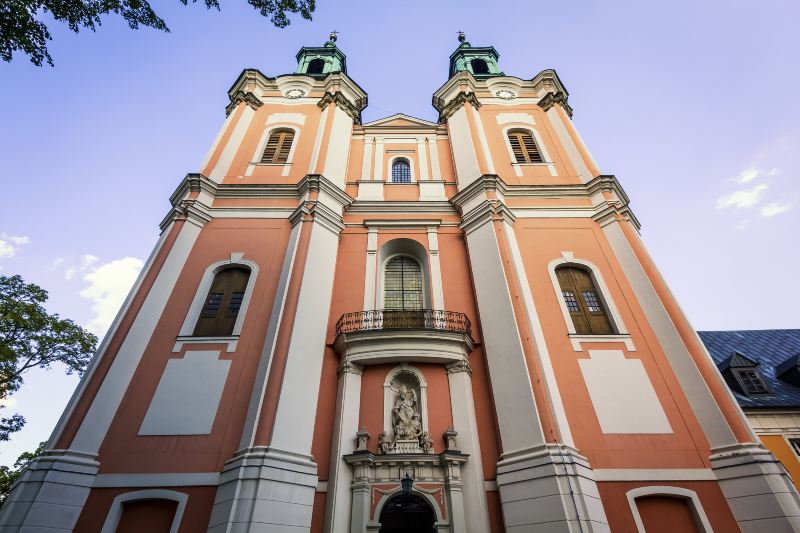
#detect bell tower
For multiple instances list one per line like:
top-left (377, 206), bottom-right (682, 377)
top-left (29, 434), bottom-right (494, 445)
top-left (449, 31), bottom-right (503, 79)
top-left (295, 30), bottom-right (347, 77)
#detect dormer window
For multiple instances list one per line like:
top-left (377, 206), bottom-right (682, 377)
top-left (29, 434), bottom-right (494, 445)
top-left (307, 58), bottom-right (325, 74)
top-left (718, 351), bottom-right (772, 396)
top-left (471, 58), bottom-right (489, 75)
top-left (734, 369), bottom-right (770, 395)
top-left (391, 158), bottom-right (412, 183)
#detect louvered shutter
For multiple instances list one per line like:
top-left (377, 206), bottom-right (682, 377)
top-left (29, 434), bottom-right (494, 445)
top-left (193, 267), bottom-right (250, 337)
top-left (508, 131), bottom-right (544, 164)
top-left (261, 130), bottom-right (294, 164)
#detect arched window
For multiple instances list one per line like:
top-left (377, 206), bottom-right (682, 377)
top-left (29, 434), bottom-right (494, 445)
top-left (508, 129), bottom-right (544, 164)
top-left (384, 256), bottom-right (423, 310)
top-left (193, 267), bottom-right (250, 337)
top-left (260, 129), bottom-right (294, 164)
top-left (391, 158), bottom-right (411, 183)
top-left (471, 58), bottom-right (489, 75)
top-left (307, 58), bottom-right (325, 74)
top-left (556, 266), bottom-right (614, 335)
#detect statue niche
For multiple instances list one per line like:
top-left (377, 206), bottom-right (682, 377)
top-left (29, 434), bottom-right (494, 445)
top-left (382, 370), bottom-right (431, 454)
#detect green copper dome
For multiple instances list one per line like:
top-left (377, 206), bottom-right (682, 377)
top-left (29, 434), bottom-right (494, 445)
top-left (295, 32), bottom-right (347, 77)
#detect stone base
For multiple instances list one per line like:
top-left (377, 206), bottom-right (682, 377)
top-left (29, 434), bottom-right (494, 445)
top-left (207, 447), bottom-right (318, 533)
top-left (496, 444), bottom-right (610, 533)
top-left (0, 449), bottom-right (100, 532)
top-left (711, 443), bottom-right (800, 532)
top-left (390, 439), bottom-right (424, 454)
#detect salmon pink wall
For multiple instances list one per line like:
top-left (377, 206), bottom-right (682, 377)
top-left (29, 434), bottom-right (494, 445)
top-left (98, 219), bottom-right (292, 473)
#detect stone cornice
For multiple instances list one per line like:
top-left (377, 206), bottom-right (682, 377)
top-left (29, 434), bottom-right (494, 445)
top-left (451, 174), bottom-right (640, 232)
top-left (161, 173), bottom-right (353, 232)
top-left (317, 74), bottom-right (368, 124)
top-left (317, 91), bottom-right (363, 123)
top-left (225, 90), bottom-right (264, 116)
top-left (436, 91), bottom-right (482, 123)
top-left (537, 91), bottom-right (573, 118)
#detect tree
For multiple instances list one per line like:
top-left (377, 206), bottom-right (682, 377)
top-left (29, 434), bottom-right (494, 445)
top-left (0, 274), bottom-right (97, 441)
top-left (0, 442), bottom-right (43, 505)
top-left (0, 0), bottom-right (315, 67)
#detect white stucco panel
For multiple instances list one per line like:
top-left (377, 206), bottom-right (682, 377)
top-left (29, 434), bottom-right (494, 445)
top-left (266, 113), bottom-right (306, 126)
top-left (139, 350), bottom-right (231, 435)
top-left (495, 112), bottom-right (536, 126)
top-left (579, 350), bottom-right (672, 434)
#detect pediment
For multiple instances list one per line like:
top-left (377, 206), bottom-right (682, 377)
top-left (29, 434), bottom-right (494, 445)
top-left (363, 113), bottom-right (438, 129)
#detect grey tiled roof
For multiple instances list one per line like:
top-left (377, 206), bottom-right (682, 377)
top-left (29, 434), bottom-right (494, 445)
top-left (699, 329), bottom-right (800, 409)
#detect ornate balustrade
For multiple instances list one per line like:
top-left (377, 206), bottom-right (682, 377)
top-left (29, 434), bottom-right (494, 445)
top-left (335, 309), bottom-right (471, 338)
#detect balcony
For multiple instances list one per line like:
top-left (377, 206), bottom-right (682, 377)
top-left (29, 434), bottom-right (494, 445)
top-left (334, 310), bottom-right (474, 365)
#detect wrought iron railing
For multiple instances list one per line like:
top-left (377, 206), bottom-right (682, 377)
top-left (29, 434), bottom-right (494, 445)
top-left (335, 310), bottom-right (472, 337)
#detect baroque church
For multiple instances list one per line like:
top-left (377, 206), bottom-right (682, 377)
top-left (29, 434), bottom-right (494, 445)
top-left (3, 34), bottom-right (800, 532)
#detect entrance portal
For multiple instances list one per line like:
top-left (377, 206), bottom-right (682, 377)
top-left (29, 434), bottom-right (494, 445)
top-left (379, 493), bottom-right (436, 533)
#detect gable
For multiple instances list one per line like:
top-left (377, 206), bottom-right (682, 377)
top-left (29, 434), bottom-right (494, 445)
top-left (363, 113), bottom-right (438, 129)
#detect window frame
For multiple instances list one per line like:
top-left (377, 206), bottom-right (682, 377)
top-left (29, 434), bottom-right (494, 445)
top-left (389, 156), bottom-right (415, 183)
top-left (500, 125), bottom-right (557, 177)
top-left (732, 367), bottom-right (772, 396)
top-left (547, 254), bottom-right (633, 352)
top-left (383, 254), bottom-right (424, 311)
top-left (306, 57), bottom-right (326, 75)
top-left (175, 255), bottom-right (259, 353)
top-left (507, 128), bottom-right (544, 164)
top-left (259, 128), bottom-right (295, 164)
top-left (247, 124), bottom-right (301, 177)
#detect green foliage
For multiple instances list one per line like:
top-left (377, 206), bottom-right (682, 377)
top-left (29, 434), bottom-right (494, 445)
top-left (0, 442), bottom-right (44, 506)
top-left (0, 274), bottom-right (97, 440)
top-left (0, 0), bottom-right (315, 66)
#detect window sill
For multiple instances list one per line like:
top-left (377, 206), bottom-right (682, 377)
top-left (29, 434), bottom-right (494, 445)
top-left (568, 333), bottom-right (634, 352)
top-left (511, 162), bottom-right (551, 166)
top-left (173, 335), bottom-right (239, 353)
top-left (250, 162), bottom-right (292, 166)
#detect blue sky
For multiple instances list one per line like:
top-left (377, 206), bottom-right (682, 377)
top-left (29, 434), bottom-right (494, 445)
top-left (0, 0), bottom-right (798, 465)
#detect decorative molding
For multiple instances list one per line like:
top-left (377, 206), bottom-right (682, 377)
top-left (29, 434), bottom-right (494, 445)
top-left (318, 91), bottom-right (364, 124)
top-left (436, 91), bottom-right (482, 122)
top-left (338, 360), bottom-right (364, 377)
top-left (226, 90), bottom-right (263, 116)
top-left (445, 358), bottom-right (472, 375)
top-left (536, 91), bottom-right (573, 118)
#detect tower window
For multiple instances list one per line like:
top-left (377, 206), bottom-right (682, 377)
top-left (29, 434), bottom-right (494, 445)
top-left (307, 58), bottom-right (325, 74)
top-left (260, 129), bottom-right (294, 164)
top-left (471, 58), bottom-right (489, 75)
top-left (391, 159), bottom-right (412, 183)
top-left (556, 266), bottom-right (614, 335)
top-left (384, 256), bottom-right (423, 311)
top-left (508, 130), bottom-right (544, 164)
top-left (193, 267), bottom-right (250, 337)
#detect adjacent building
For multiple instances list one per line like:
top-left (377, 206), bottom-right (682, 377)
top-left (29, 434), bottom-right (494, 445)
top-left (3, 34), bottom-right (800, 532)
top-left (701, 329), bottom-right (800, 492)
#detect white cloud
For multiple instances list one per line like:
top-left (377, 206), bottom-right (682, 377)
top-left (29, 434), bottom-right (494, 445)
top-left (79, 257), bottom-right (143, 335)
top-left (64, 266), bottom-right (77, 280)
top-left (80, 254), bottom-right (98, 269)
top-left (760, 202), bottom-right (793, 218)
top-left (0, 234), bottom-right (30, 260)
top-left (733, 166), bottom-right (779, 184)
top-left (50, 257), bottom-right (65, 270)
top-left (736, 219), bottom-right (750, 231)
top-left (716, 184), bottom-right (768, 209)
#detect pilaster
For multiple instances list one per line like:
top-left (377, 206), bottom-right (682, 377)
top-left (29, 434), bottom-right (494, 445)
top-left (324, 362), bottom-right (364, 533)
top-left (711, 444), bottom-right (800, 532)
top-left (0, 451), bottom-right (100, 532)
top-left (446, 359), bottom-right (490, 533)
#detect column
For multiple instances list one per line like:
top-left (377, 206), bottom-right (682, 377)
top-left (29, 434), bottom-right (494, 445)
top-left (427, 227), bottom-right (445, 311)
top-left (417, 135), bottom-right (430, 180)
top-left (446, 358), bottom-right (489, 533)
top-left (373, 137), bottom-right (385, 182)
top-left (363, 228), bottom-right (378, 310)
top-left (324, 362), bottom-right (363, 533)
top-left (420, 135), bottom-right (446, 201)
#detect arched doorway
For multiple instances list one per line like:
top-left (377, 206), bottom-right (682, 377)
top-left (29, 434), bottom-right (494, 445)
top-left (379, 493), bottom-right (436, 533)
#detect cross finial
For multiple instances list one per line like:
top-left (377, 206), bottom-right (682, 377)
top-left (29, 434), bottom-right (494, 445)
top-left (329, 30), bottom-right (338, 43)
top-left (457, 30), bottom-right (466, 43)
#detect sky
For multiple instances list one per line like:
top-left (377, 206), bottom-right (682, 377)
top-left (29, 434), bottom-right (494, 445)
top-left (0, 0), bottom-right (798, 466)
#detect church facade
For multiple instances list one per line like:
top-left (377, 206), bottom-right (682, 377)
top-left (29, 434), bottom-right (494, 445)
top-left (3, 35), bottom-right (800, 532)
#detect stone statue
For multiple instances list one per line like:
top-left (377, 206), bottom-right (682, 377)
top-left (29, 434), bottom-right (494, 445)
top-left (420, 431), bottom-right (434, 454)
top-left (378, 431), bottom-right (392, 454)
top-left (355, 427), bottom-right (370, 452)
top-left (392, 385), bottom-right (420, 441)
top-left (444, 427), bottom-right (459, 451)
